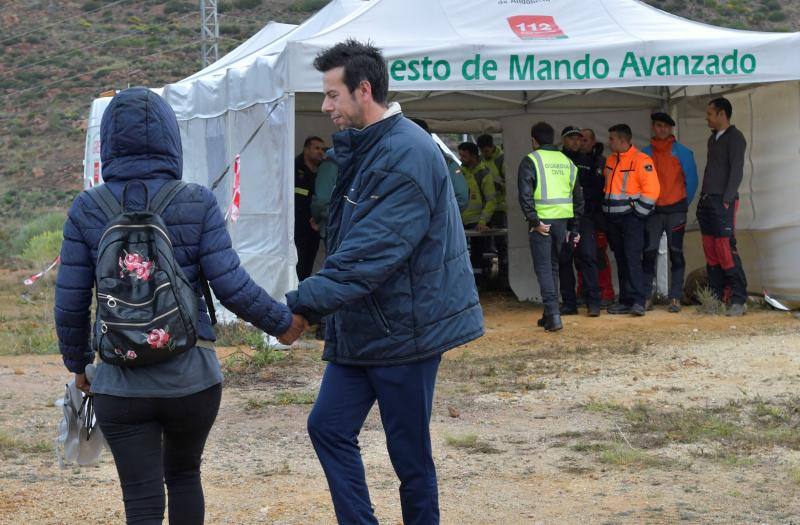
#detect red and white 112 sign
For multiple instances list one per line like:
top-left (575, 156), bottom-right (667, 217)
top-left (507, 15), bottom-right (566, 39)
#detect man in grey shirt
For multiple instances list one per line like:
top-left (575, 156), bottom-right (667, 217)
top-left (696, 97), bottom-right (748, 316)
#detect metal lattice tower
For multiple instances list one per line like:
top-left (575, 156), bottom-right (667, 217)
top-left (200, 0), bottom-right (219, 67)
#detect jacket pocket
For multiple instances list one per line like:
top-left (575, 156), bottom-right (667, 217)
top-left (365, 295), bottom-right (391, 335)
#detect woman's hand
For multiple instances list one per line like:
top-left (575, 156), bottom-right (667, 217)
top-left (75, 373), bottom-right (92, 395)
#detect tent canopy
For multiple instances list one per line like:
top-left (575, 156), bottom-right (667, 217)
top-left (145, 0), bottom-right (800, 306)
top-left (283, 0), bottom-right (800, 92)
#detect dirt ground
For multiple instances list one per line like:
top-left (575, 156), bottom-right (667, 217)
top-left (2, 292), bottom-right (800, 524)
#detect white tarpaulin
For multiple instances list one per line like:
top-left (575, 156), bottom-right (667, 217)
top-left (86, 0), bottom-right (800, 307)
top-left (283, 0), bottom-right (800, 92)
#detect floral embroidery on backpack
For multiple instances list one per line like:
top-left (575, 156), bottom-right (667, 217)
top-left (113, 348), bottom-right (138, 361)
top-left (146, 327), bottom-right (172, 350)
top-left (118, 251), bottom-right (155, 281)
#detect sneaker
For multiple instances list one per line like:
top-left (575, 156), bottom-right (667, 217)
top-left (608, 303), bottom-right (631, 314)
top-left (630, 303), bottom-right (646, 316)
top-left (645, 298), bottom-right (654, 311)
top-left (560, 305), bottom-right (578, 315)
top-left (668, 299), bottom-right (681, 313)
top-left (726, 303), bottom-right (746, 317)
top-left (587, 304), bottom-right (601, 317)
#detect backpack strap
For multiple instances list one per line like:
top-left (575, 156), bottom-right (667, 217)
top-left (198, 268), bottom-right (217, 326)
top-left (148, 180), bottom-right (217, 324)
top-left (149, 180), bottom-right (187, 215)
top-left (86, 184), bottom-right (122, 222)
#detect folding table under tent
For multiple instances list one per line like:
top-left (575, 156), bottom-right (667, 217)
top-left (127, 0), bottom-right (800, 308)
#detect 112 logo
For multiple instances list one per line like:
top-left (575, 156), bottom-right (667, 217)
top-left (507, 15), bottom-right (567, 39)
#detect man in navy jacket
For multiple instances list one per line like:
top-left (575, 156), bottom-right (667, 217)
top-left (286, 40), bottom-right (484, 525)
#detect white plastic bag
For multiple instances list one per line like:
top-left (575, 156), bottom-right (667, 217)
top-left (55, 364), bottom-right (108, 467)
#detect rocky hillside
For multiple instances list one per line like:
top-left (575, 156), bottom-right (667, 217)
top-left (0, 0), bottom-right (796, 262)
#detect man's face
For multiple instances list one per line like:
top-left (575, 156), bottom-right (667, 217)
top-left (705, 104), bottom-right (724, 130)
top-left (458, 149), bottom-right (477, 167)
top-left (652, 121), bottom-right (673, 140)
top-left (479, 145), bottom-right (494, 159)
top-left (321, 67), bottom-right (365, 130)
top-left (562, 134), bottom-right (581, 152)
top-left (608, 132), bottom-right (629, 153)
top-left (579, 130), bottom-right (595, 154)
top-left (304, 140), bottom-right (325, 165)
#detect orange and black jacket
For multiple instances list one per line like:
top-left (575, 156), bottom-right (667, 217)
top-left (602, 145), bottom-right (660, 218)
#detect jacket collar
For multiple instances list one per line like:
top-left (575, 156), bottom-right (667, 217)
top-left (650, 136), bottom-right (676, 152)
top-left (330, 106), bottom-right (403, 168)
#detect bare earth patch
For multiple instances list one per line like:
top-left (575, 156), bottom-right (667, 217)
top-left (1, 292), bottom-right (800, 524)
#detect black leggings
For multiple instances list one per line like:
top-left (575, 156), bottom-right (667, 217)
top-left (94, 384), bottom-right (222, 525)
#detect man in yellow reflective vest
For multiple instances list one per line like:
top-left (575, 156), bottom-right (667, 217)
top-left (518, 122), bottom-right (584, 332)
top-left (458, 141), bottom-right (497, 284)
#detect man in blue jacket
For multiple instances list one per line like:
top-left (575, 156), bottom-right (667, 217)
top-left (641, 112), bottom-right (698, 312)
top-left (286, 40), bottom-right (484, 525)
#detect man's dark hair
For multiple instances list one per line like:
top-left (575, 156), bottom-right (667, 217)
top-left (607, 124), bottom-right (632, 143)
top-left (531, 122), bottom-right (554, 146)
top-left (476, 134), bottom-right (494, 148)
top-left (313, 39), bottom-right (389, 104)
top-left (303, 136), bottom-right (324, 148)
top-left (410, 118), bottom-right (430, 133)
top-left (458, 142), bottom-right (479, 157)
top-left (708, 97), bottom-right (733, 120)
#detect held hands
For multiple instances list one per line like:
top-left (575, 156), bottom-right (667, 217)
top-left (278, 314), bottom-right (309, 345)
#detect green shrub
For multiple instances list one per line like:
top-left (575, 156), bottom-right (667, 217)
top-left (82, 0), bottom-right (102, 11)
top-left (11, 212), bottom-right (65, 256)
top-left (233, 0), bottom-right (262, 8)
top-left (767, 11), bottom-right (787, 22)
top-left (289, 0), bottom-right (329, 12)
top-left (164, 1), bottom-right (195, 14)
top-left (22, 230), bottom-right (62, 268)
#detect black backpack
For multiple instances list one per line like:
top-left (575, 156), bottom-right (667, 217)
top-left (87, 180), bottom-right (208, 367)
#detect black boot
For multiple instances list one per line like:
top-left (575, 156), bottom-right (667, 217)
top-left (537, 314), bottom-right (546, 327)
top-left (544, 314), bottom-right (563, 332)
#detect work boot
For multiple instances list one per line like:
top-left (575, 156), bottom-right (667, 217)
top-left (726, 303), bottom-right (746, 317)
top-left (608, 303), bottom-right (631, 314)
top-left (645, 298), bottom-right (654, 311)
top-left (560, 304), bottom-right (578, 315)
top-left (544, 314), bottom-right (563, 332)
top-left (630, 303), bottom-right (646, 316)
top-left (668, 299), bottom-right (681, 313)
top-left (587, 304), bottom-right (601, 317)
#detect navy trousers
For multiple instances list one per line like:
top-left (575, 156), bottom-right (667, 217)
top-left (307, 355), bottom-right (442, 525)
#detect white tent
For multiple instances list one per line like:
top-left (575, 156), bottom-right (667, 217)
top-left (88, 0), bottom-right (800, 307)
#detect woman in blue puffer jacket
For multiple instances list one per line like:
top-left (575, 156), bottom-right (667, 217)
top-left (54, 87), bottom-right (304, 524)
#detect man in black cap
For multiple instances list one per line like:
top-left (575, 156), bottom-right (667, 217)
top-left (559, 125), bottom-right (602, 317)
top-left (641, 112), bottom-right (697, 312)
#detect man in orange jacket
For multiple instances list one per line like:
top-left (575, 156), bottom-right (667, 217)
top-left (603, 124), bottom-right (660, 316)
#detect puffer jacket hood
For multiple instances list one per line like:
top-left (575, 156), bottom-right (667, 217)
top-left (100, 87), bottom-right (182, 182)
